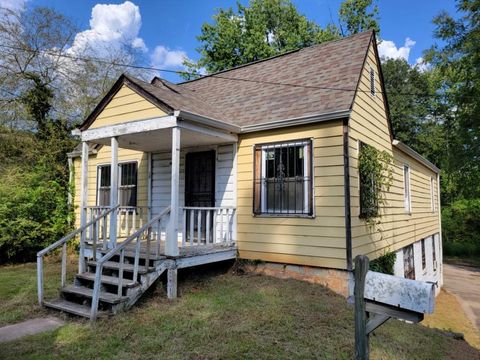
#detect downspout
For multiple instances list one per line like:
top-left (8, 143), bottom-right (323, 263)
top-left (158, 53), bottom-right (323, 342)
top-left (436, 172), bottom-right (443, 287)
top-left (343, 118), bottom-right (353, 271)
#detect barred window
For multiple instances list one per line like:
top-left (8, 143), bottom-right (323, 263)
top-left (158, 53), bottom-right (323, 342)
top-left (254, 140), bottom-right (313, 216)
top-left (403, 245), bottom-right (415, 280)
top-left (97, 162), bottom-right (137, 207)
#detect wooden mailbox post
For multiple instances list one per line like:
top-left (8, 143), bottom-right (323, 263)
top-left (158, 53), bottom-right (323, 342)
top-left (354, 255), bottom-right (436, 360)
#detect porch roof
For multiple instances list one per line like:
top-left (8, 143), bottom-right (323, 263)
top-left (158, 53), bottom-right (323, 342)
top-left (79, 114), bottom-right (238, 152)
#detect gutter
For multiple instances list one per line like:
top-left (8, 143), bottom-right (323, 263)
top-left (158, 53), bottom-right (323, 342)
top-left (240, 109), bottom-right (351, 133)
top-left (174, 110), bottom-right (241, 133)
top-left (392, 140), bottom-right (440, 173)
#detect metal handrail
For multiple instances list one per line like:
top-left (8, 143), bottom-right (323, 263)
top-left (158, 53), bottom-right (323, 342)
top-left (90, 206), bottom-right (171, 321)
top-left (36, 205), bottom-right (119, 306)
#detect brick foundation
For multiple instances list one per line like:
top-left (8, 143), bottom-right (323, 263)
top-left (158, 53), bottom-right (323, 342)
top-left (243, 262), bottom-right (353, 297)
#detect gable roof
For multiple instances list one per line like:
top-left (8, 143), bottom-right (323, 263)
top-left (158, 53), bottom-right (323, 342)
top-left (177, 30), bottom-right (373, 127)
top-left (79, 30), bottom-right (374, 131)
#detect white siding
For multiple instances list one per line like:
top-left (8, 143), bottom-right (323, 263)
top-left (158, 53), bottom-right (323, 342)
top-left (151, 144), bottom-right (236, 239)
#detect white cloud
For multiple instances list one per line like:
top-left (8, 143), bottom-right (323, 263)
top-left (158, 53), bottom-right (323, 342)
top-left (0, 0), bottom-right (26, 13)
top-left (150, 45), bottom-right (188, 69)
top-left (68, 1), bottom-right (147, 56)
top-left (414, 57), bottom-right (430, 72)
top-left (378, 37), bottom-right (416, 62)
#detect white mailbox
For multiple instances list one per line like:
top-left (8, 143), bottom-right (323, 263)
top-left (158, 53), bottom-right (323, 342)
top-left (364, 271), bottom-right (435, 314)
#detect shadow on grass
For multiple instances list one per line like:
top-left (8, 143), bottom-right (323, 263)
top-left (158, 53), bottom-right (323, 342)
top-left (0, 260), bottom-right (479, 360)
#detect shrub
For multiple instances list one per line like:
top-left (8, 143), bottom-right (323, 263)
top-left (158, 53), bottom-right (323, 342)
top-left (0, 165), bottom-right (71, 263)
top-left (369, 251), bottom-right (396, 275)
top-left (442, 199), bottom-right (480, 256)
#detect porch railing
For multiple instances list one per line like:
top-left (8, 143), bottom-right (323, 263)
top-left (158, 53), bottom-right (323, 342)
top-left (181, 206), bottom-right (236, 247)
top-left (36, 206), bottom-right (119, 306)
top-left (86, 206), bottom-right (150, 241)
top-left (90, 206), bottom-right (171, 320)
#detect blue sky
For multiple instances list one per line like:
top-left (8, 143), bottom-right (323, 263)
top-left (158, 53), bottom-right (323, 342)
top-left (20, 0), bottom-right (458, 82)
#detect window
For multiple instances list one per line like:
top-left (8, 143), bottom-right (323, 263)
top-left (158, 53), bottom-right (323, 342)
top-left (430, 177), bottom-right (436, 212)
top-left (421, 238), bottom-right (426, 270)
top-left (359, 142), bottom-right (378, 218)
top-left (403, 165), bottom-right (411, 212)
top-left (253, 140), bottom-right (313, 215)
top-left (97, 162), bottom-right (138, 207)
top-left (432, 237), bottom-right (437, 271)
top-left (370, 67), bottom-right (375, 96)
top-left (403, 245), bottom-right (415, 280)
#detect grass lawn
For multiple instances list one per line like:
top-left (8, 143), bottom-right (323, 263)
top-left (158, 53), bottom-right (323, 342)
top-left (0, 261), bottom-right (479, 359)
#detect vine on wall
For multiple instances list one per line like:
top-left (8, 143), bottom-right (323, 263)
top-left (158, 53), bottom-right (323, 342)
top-left (358, 142), bottom-right (393, 227)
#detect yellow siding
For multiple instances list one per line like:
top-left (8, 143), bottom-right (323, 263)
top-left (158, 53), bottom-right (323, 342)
top-left (73, 147), bottom-right (148, 228)
top-left (349, 43), bottom-right (440, 261)
top-left (236, 121), bottom-right (348, 269)
top-left (89, 85), bottom-right (166, 129)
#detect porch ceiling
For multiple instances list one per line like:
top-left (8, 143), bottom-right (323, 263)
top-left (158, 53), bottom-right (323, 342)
top-left (86, 121), bottom-right (237, 152)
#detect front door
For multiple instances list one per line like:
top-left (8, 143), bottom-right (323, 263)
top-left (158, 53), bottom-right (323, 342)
top-left (185, 150), bottom-right (216, 207)
top-left (185, 151), bottom-right (215, 243)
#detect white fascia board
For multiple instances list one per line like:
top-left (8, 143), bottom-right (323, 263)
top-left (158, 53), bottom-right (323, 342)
top-left (392, 139), bottom-right (440, 173)
top-left (81, 115), bottom-right (177, 142)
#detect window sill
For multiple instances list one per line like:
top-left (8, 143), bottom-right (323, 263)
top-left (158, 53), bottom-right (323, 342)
top-left (253, 213), bottom-right (315, 219)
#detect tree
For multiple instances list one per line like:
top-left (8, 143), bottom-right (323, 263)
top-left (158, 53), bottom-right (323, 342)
top-left (182, 0), bottom-right (340, 78)
top-left (339, 0), bottom-right (379, 35)
top-left (424, 0), bottom-right (480, 201)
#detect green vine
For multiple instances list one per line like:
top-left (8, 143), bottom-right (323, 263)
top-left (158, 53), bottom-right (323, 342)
top-left (358, 143), bottom-right (393, 227)
top-left (369, 250), bottom-right (396, 275)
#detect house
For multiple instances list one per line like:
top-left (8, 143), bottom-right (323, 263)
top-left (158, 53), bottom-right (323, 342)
top-left (37, 30), bottom-right (442, 320)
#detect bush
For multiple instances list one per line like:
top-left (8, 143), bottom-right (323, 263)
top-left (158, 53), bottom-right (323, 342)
top-left (369, 251), bottom-right (396, 275)
top-left (442, 199), bottom-right (480, 257)
top-left (0, 165), bottom-right (71, 263)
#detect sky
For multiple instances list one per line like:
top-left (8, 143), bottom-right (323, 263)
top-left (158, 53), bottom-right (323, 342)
top-left (2, 0), bottom-right (458, 82)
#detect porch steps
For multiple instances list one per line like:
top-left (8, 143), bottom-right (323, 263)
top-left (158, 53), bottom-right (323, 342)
top-left (44, 299), bottom-right (109, 318)
top-left (43, 250), bottom-right (170, 319)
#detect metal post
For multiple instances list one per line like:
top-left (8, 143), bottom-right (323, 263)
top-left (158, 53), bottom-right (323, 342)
top-left (166, 127), bottom-right (180, 256)
top-left (355, 255), bottom-right (370, 360)
top-left (109, 137), bottom-right (119, 248)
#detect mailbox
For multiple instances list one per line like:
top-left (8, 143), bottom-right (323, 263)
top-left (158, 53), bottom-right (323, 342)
top-left (364, 271), bottom-right (435, 314)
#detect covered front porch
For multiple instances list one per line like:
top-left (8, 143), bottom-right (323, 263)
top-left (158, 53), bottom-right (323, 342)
top-left (77, 110), bottom-right (239, 261)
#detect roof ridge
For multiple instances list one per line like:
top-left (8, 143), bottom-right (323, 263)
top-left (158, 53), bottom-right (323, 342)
top-left (177, 30), bottom-right (374, 85)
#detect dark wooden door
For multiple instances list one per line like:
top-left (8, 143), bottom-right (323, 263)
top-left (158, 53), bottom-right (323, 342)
top-left (185, 150), bottom-right (216, 207)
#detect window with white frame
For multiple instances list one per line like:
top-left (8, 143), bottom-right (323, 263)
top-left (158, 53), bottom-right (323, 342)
top-left (97, 162), bottom-right (138, 207)
top-left (403, 164), bottom-right (411, 212)
top-left (253, 139), bottom-right (313, 215)
top-left (430, 177), bottom-right (436, 212)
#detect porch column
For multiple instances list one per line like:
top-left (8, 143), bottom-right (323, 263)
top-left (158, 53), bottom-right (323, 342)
top-left (166, 127), bottom-right (180, 257)
top-left (109, 136), bottom-right (119, 248)
top-left (79, 141), bottom-right (89, 273)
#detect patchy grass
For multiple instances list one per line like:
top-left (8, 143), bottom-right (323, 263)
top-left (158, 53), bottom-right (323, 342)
top-left (0, 262), bottom-right (478, 359)
top-left (423, 289), bottom-right (480, 350)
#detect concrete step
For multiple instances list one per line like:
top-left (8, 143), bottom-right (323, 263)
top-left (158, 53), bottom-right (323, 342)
top-left (87, 260), bottom-right (153, 274)
top-left (44, 299), bottom-right (109, 319)
top-left (76, 272), bottom-right (138, 288)
top-left (61, 285), bottom-right (127, 304)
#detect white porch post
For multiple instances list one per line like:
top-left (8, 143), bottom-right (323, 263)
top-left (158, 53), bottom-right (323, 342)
top-left (79, 141), bottom-right (89, 273)
top-left (166, 127), bottom-right (180, 257)
top-left (109, 136), bottom-right (119, 248)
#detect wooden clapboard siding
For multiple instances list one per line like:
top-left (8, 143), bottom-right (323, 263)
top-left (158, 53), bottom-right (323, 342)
top-left (150, 144), bottom-right (235, 235)
top-left (89, 85), bottom-right (166, 129)
top-left (72, 147), bottom-right (148, 228)
top-left (236, 121), bottom-right (347, 269)
top-left (348, 42), bottom-right (440, 261)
